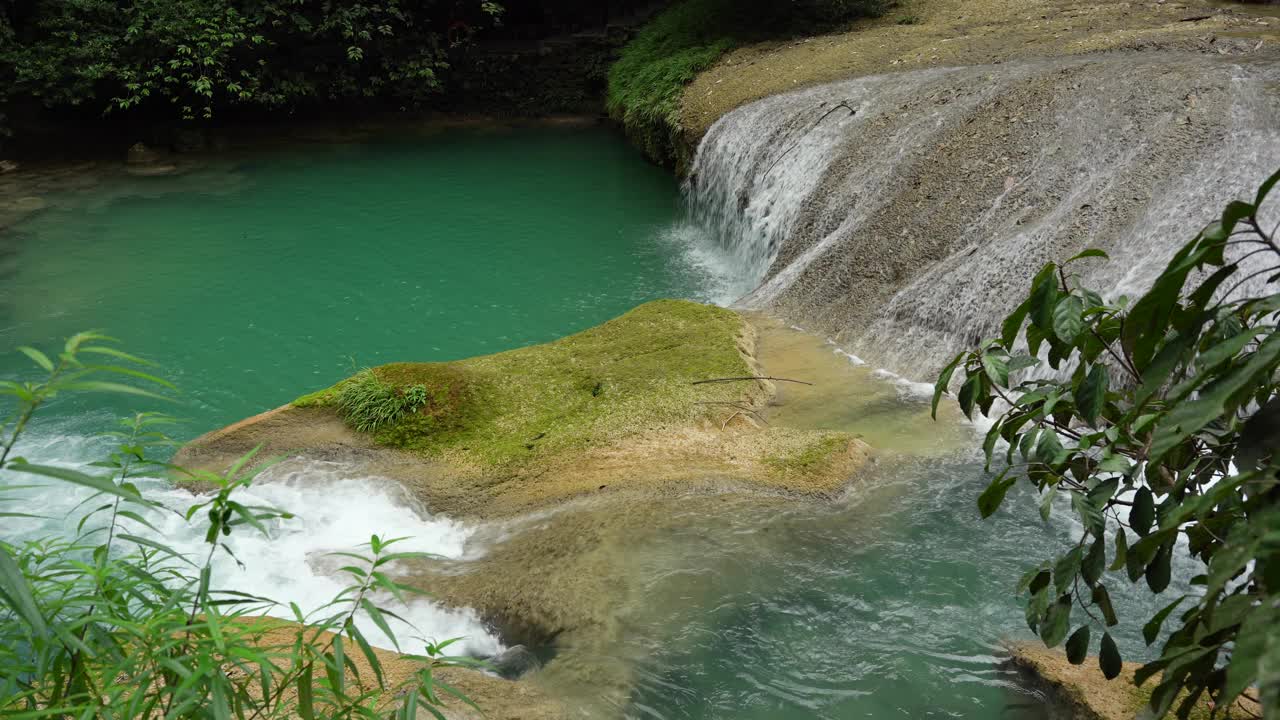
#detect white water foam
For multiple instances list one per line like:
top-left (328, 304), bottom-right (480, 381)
top-left (680, 54), bottom-right (1280, 379)
top-left (0, 431), bottom-right (503, 657)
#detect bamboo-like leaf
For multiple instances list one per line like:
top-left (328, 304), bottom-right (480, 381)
top-left (346, 621), bottom-right (386, 689)
top-left (6, 462), bottom-right (144, 502)
top-left (298, 665), bottom-right (315, 720)
top-left (360, 599), bottom-right (399, 651)
top-left (0, 548), bottom-right (49, 639)
top-left (17, 346), bottom-right (54, 372)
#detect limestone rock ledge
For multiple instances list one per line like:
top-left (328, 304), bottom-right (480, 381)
top-left (1006, 642), bottom-right (1261, 720)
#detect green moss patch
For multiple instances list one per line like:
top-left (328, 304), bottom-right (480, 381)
top-left (293, 300), bottom-right (756, 469)
top-left (765, 433), bottom-right (852, 476)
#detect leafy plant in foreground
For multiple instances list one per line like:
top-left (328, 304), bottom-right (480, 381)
top-left (938, 168), bottom-right (1280, 719)
top-left (0, 335), bottom-right (481, 718)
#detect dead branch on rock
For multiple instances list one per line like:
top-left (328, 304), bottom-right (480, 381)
top-left (763, 100), bottom-right (857, 178)
top-left (692, 376), bottom-right (813, 386)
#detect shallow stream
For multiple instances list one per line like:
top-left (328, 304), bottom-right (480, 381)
top-left (0, 125), bottom-right (1188, 718)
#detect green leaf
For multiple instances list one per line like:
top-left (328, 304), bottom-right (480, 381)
top-left (1081, 534), bottom-right (1105, 587)
top-left (347, 621), bottom-right (386, 689)
top-left (1035, 431), bottom-right (1064, 466)
top-left (1099, 632), bottom-right (1123, 680)
top-left (1066, 248), bottom-right (1110, 263)
top-left (360, 599), bottom-right (399, 652)
top-left (982, 352), bottom-right (1010, 387)
top-left (1054, 546), bottom-right (1082, 595)
top-left (1108, 531), bottom-right (1128, 572)
top-left (1028, 263), bottom-right (1060, 331)
top-left (7, 462), bottom-right (145, 502)
top-left (1145, 542), bottom-right (1172, 593)
top-left (1039, 485), bottom-right (1057, 523)
top-left (434, 679), bottom-right (484, 716)
top-left (1074, 364), bottom-right (1109, 425)
top-left (1066, 625), bottom-right (1091, 664)
top-left (79, 345), bottom-right (154, 366)
top-left (958, 375), bottom-right (980, 419)
top-left (116, 534), bottom-right (196, 566)
top-left (298, 665), bottom-right (314, 720)
top-left (1142, 596), bottom-right (1185, 645)
top-left (1091, 584), bottom-right (1118, 626)
top-left (58, 380), bottom-right (171, 402)
top-left (1130, 488), bottom-right (1155, 536)
top-left (932, 353), bottom-right (963, 420)
top-left (0, 548), bottom-right (49, 639)
top-left (1221, 602), bottom-right (1278, 708)
top-left (1001, 299), bottom-right (1031, 348)
top-left (977, 471), bottom-right (1017, 518)
top-left (1150, 332), bottom-right (1280, 460)
top-left (1040, 595), bottom-right (1072, 647)
top-left (1255, 167), bottom-right (1280, 205)
top-left (1052, 295), bottom-right (1085, 343)
top-left (17, 346), bottom-right (54, 372)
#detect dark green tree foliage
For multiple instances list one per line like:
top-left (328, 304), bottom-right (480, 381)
top-left (0, 0), bottom-right (501, 123)
top-left (938, 169), bottom-right (1280, 718)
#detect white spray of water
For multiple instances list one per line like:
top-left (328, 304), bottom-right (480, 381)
top-left (0, 432), bottom-right (503, 657)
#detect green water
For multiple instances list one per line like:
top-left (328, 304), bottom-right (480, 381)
top-left (0, 125), bottom-right (699, 431)
top-left (0, 126), bottom-right (1190, 719)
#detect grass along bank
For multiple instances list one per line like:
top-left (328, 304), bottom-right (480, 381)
top-left (606, 0), bottom-right (886, 169)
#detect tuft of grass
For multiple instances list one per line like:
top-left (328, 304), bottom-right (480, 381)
top-left (294, 300), bottom-right (756, 468)
top-left (334, 370), bottom-right (435, 433)
top-left (606, 0), bottom-right (886, 167)
top-left (896, 14), bottom-right (920, 24)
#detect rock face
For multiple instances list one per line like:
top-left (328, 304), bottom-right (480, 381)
top-left (175, 300), bottom-right (870, 519)
top-left (683, 51), bottom-right (1280, 380)
top-left (680, 0), bottom-right (1280, 143)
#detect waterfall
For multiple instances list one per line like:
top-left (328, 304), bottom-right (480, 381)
top-left (684, 52), bottom-right (1280, 378)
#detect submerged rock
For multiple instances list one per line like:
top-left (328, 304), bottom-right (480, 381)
top-left (488, 645), bottom-right (541, 679)
top-left (125, 142), bottom-right (179, 176)
top-left (126, 142), bottom-right (162, 165)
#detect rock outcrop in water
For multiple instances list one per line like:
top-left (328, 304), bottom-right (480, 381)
top-left (1007, 643), bottom-right (1261, 720)
top-left (175, 300), bottom-right (876, 717)
top-left (686, 51), bottom-right (1280, 378)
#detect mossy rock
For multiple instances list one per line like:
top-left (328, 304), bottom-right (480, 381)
top-left (176, 300), bottom-right (870, 518)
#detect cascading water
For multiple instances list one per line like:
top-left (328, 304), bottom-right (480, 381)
top-left (683, 52), bottom-right (1280, 377)
top-left (1, 428), bottom-right (504, 656)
